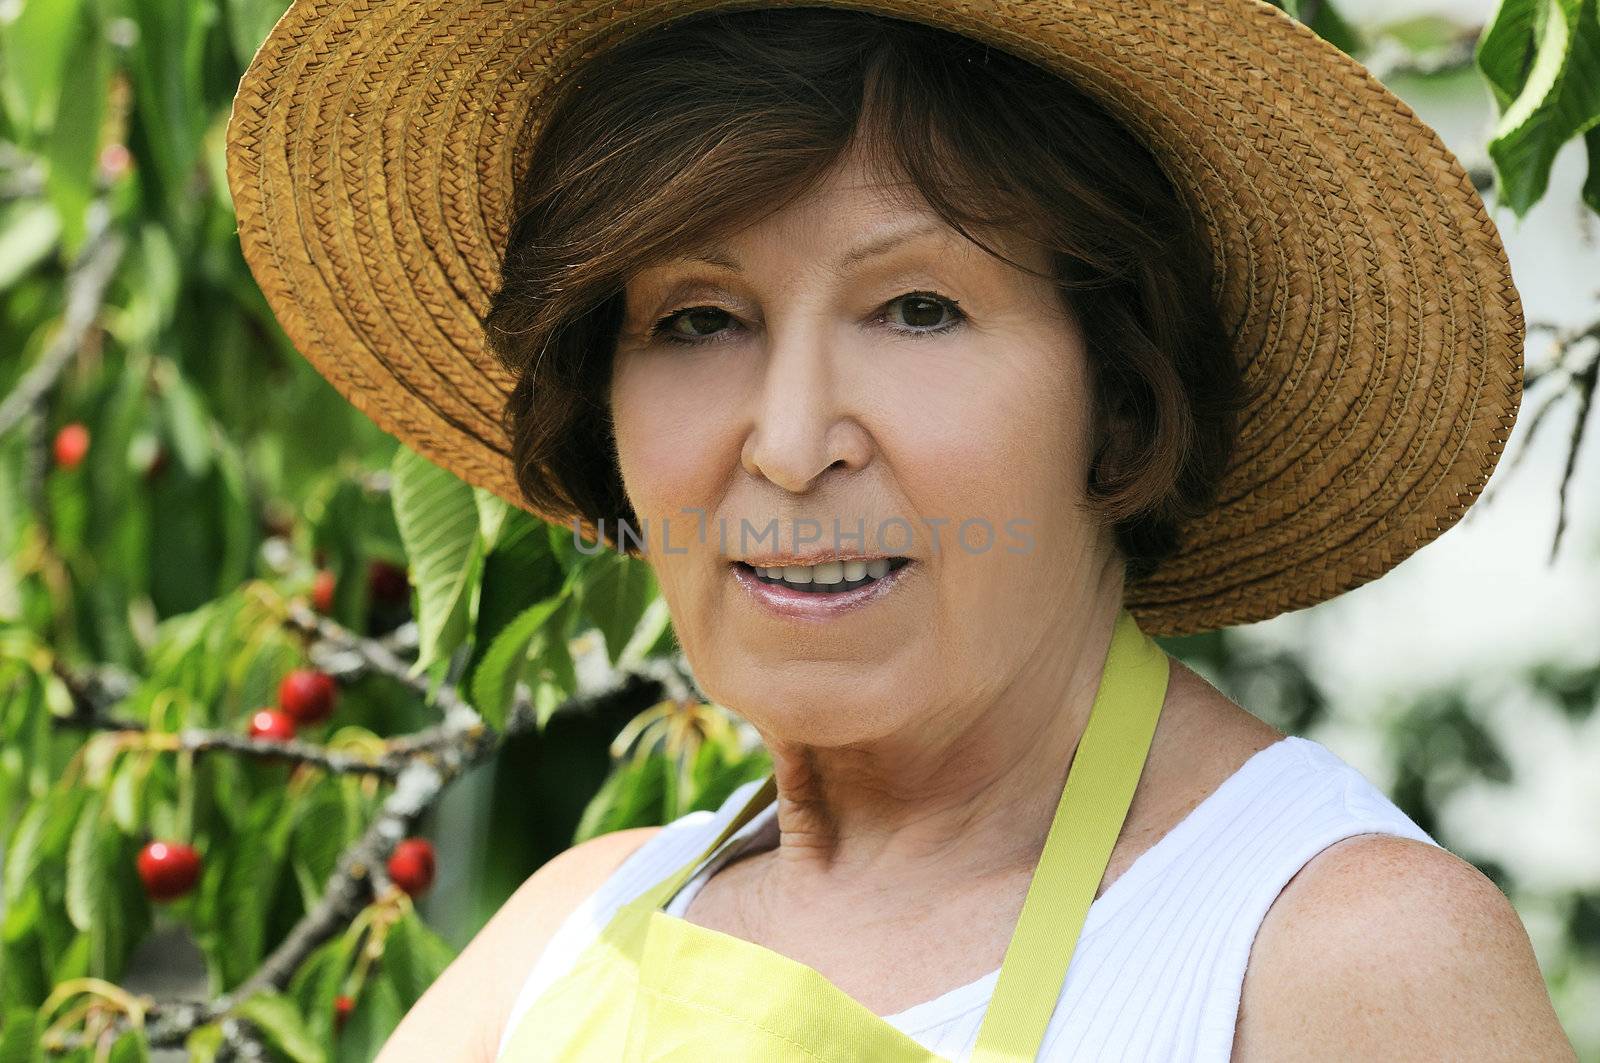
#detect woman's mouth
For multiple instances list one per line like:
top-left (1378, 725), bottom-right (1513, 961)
top-left (729, 557), bottom-right (914, 619)
top-left (742, 557), bottom-right (911, 592)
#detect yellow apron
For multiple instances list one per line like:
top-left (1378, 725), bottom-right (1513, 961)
top-left (497, 607), bottom-right (1169, 1062)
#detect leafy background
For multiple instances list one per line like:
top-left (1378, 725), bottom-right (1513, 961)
top-left (1, 0), bottom-right (1598, 1058)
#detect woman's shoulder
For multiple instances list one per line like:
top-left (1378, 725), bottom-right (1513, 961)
top-left (379, 823), bottom-right (664, 1061)
top-left (386, 779), bottom-right (768, 1062)
top-left (1232, 827), bottom-right (1576, 1060)
top-left (1226, 736), bottom-right (1576, 1060)
top-left (479, 776), bottom-right (773, 1058)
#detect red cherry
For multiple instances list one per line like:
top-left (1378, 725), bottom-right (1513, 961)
top-left (277, 669), bottom-right (337, 725)
top-left (136, 840), bottom-right (202, 902)
top-left (311, 568), bottom-right (336, 614)
top-left (248, 708), bottom-right (297, 742)
top-left (53, 423), bottom-right (90, 470)
top-left (365, 559), bottom-right (410, 607)
top-left (387, 838), bottom-right (436, 897)
top-left (334, 994), bottom-right (355, 1032)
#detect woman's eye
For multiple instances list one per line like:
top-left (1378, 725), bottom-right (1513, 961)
top-left (648, 291), bottom-right (964, 347)
top-left (885, 292), bottom-right (963, 333)
top-left (653, 306), bottom-right (733, 344)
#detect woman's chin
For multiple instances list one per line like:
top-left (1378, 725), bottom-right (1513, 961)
top-left (719, 683), bottom-right (922, 747)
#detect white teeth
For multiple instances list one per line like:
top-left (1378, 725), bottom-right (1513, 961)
top-left (749, 558), bottom-right (903, 586)
top-left (811, 561), bottom-right (844, 585)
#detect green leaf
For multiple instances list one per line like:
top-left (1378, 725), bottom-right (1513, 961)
top-left (194, 793), bottom-right (295, 989)
top-left (382, 910), bottom-right (457, 1006)
top-left (157, 366), bottom-right (216, 478)
top-left (1272, 0), bottom-right (1364, 54)
top-left (0, 1011), bottom-right (36, 1056)
top-left (2, 796), bottom-right (52, 905)
top-left (37, 785), bottom-right (90, 861)
top-left (120, 224), bottom-right (182, 348)
top-left (106, 1029), bottom-right (150, 1063)
top-left (469, 594), bottom-right (568, 729)
top-left (45, 18), bottom-right (107, 257)
top-left (334, 971), bottom-right (404, 1063)
top-left (184, 1023), bottom-right (224, 1063)
top-left (288, 779), bottom-right (355, 908)
top-left (573, 755), bottom-right (670, 842)
top-left (212, 442), bottom-right (258, 600)
top-left (474, 488), bottom-right (510, 552)
top-left (0, 0), bottom-right (86, 136)
top-left (1478, 0), bottom-right (1546, 109)
top-left (526, 679), bottom-right (567, 729)
top-left (473, 507), bottom-right (565, 655)
top-left (547, 520), bottom-right (601, 574)
top-left (617, 596), bottom-right (674, 667)
top-left (577, 552), bottom-right (658, 668)
top-left (1477, 0), bottom-right (1600, 215)
top-left (0, 202), bottom-right (61, 291)
top-left (223, 0), bottom-right (293, 67)
top-left (390, 445), bottom-right (483, 677)
top-left (528, 594), bottom-right (581, 707)
top-left (119, 0), bottom-right (208, 222)
top-left (643, 608), bottom-right (680, 659)
top-left (288, 932), bottom-right (355, 1043)
top-left (50, 929), bottom-right (90, 986)
top-left (108, 754), bottom-right (147, 834)
top-left (2, 883), bottom-right (41, 944)
top-left (233, 991), bottom-right (326, 1063)
top-left (98, 826), bottom-right (149, 982)
top-left (64, 791), bottom-right (109, 933)
top-left (0, 1006), bottom-right (40, 1063)
top-left (686, 736), bottom-right (770, 818)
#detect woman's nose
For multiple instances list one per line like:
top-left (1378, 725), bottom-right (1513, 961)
top-left (740, 329), bottom-right (870, 495)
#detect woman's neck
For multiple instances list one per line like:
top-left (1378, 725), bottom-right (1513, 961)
top-left (756, 594), bottom-right (1133, 895)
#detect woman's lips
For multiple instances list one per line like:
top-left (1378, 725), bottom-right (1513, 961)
top-left (729, 560), bottom-right (914, 621)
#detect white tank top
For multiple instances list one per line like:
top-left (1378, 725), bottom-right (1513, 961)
top-left (496, 734), bottom-right (1440, 1060)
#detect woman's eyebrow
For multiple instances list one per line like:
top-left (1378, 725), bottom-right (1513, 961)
top-left (680, 220), bottom-right (950, 275)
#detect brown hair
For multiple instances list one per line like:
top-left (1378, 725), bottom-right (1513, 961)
top-left (484, 6), bottom-right (1257, 583)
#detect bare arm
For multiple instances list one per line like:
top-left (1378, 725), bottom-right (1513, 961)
top-left (1234, 834), bottom-right (1577, 1061)
top-left (374, 825), bottom-right (663, 1063)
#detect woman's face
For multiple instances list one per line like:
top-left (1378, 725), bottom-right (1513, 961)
top-left (609, 152), bottom-right (1119, 748)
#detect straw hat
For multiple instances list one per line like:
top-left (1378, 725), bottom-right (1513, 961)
top-left (225, 0), bottom-right (1523, 639)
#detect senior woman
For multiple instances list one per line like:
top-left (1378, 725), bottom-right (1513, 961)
top-left (227, 1), bottom-right (1574, 1060)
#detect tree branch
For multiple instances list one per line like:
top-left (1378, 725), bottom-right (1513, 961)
top-left (47, 601), bottom-right (668, 1051)
top-left (0, 207), bottom-right (124, 438)
top-left (175, 729), bottom-right (405, 778)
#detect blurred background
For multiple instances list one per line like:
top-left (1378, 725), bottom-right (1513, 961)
top-left (1, 0), bottom-right (1596, 1059)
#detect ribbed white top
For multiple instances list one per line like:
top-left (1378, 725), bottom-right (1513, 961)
top-left (496, 735), bottom-right (1440, 1060)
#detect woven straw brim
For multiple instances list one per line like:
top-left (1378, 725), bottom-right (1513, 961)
top-left (225, 0), bottom-right (1523, 639)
